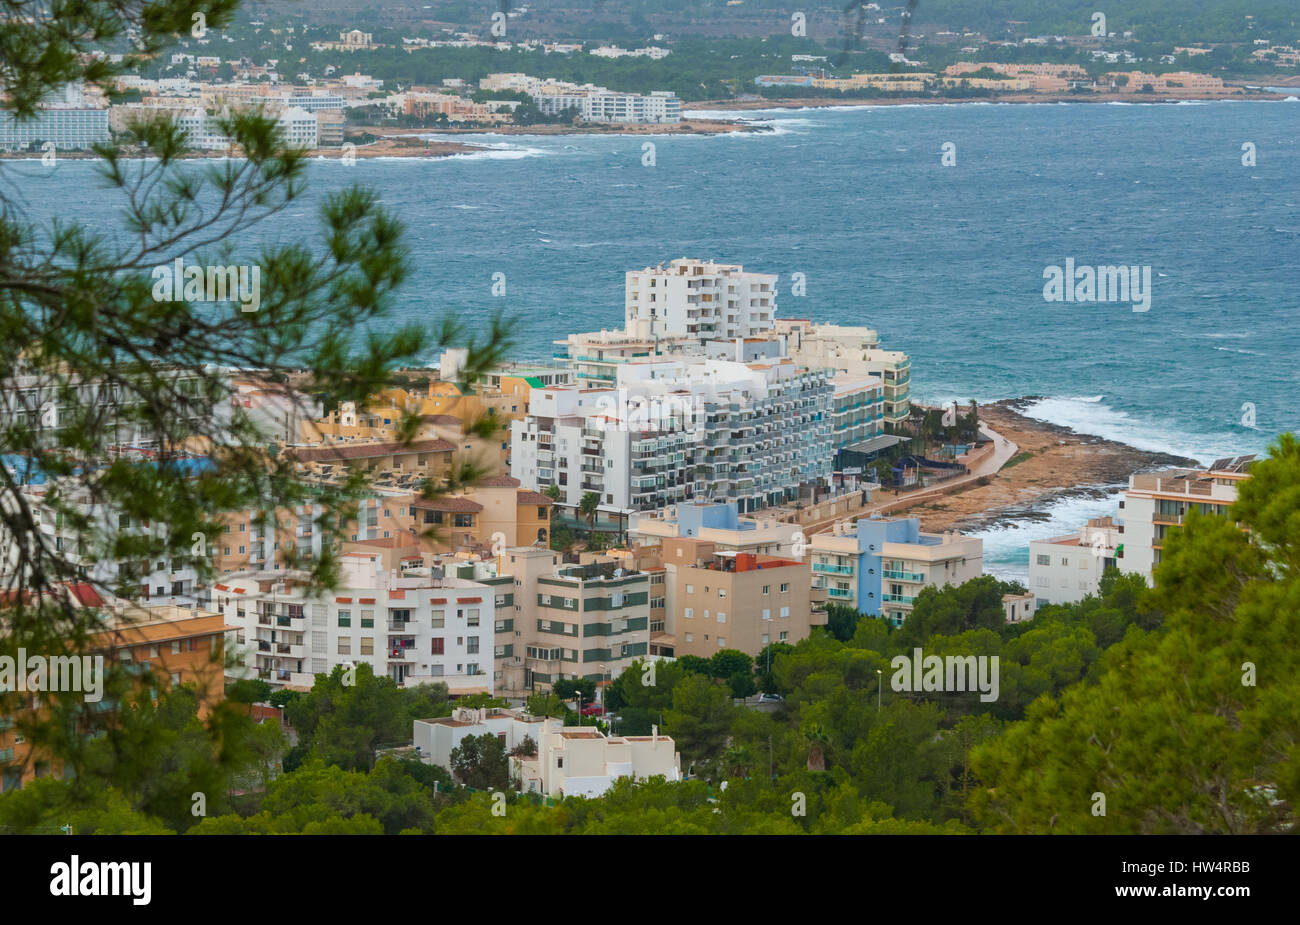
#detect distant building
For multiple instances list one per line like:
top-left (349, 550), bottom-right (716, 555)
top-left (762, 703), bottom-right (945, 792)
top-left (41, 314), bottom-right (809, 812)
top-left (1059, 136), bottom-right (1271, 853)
top-left (1120, 457), bottom-right (1253, 584)
top-left (1029, 516), bottom-right (1121, 605)
top-left (0, 107), bottom-right (109, 151)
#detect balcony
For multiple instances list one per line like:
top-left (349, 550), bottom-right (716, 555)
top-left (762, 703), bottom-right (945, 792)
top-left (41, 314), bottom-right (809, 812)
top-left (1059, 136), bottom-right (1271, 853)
top-left (882, 569), bottom-right (925, 582)
top-left (812, 563), bottom-right (854, 575)
top-left (882, 593), bottom-right (914, 605)
top-left (828, 588), bottom-right (853, 599)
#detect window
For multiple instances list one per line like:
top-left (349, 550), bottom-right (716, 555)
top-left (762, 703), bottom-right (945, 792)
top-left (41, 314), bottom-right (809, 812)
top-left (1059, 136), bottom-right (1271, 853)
top-left (430, 609), bottom-right (445, 629)
top-left (361, 610), bottom-right (374, 628)
top-left (780, 583), bottom-right (789, 592)
top-left (684, 633), bottom-right (693, 643)
top-left (717, 611), bottom-right (726, 623)
top-left (312, 631), bottom-right (326, 654)
top-left (685, 584), bottom-right (694, 594)
top-left (718, 588), bottom-right (726, 598)
top-left (1036, 554), bottom-right (1051, 566)
top-left (780, 606), bottom-right (790, 618)
top-left (684, 607), bottom-right (693, 619)
top-left (360, 637), bottom-right (374, 655)
top-left (761, 633), bottom-right (770, 644)
top-left (337, 637), bottom-right (351, 655)
top-left (465, 608), bottom-right (480, 627)
top-left (779, 631), bottom-right (789, 642)
top-left (762, 585), bottom-right (770, 595)
top-left (170, 671), bottom-right (181, 685)
top-left (431, 638), bottom-right (444, 655)
top-left (762, 609), bottom-right (771, 621)
top-left (171, 641), bottom-right (181, 654)
top-left (338, 610), bottom-right (351, 628)
top-left (1060, 557), bottom-right (1069, 567)
top-left (467, 637), bottom-right (480, 654)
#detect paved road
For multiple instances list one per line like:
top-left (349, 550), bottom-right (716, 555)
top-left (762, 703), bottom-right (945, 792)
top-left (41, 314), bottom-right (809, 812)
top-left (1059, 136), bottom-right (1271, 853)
top-left (805, 423), bottom-right (1019, 537)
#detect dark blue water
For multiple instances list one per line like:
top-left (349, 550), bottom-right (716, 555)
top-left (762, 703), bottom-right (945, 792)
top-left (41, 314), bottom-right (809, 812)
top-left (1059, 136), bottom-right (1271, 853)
top-left (14, 98), bottom-right (1300, 465)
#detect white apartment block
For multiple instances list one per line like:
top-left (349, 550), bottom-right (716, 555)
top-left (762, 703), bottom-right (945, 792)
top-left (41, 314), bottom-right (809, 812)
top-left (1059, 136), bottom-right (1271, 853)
top-left (1029, 516), bottom-right (1121, 605)
top-left (176, 105), bottom-right (317, 150)
top-left (219, 552), bottom-right (496, 692)
top-left (1119, 456), bottom-right (1253, 584)
top-left (511, 356), bottom-right (833, 514)
top-left (517, 722), bottom-right (681, 798)
top-left (581, 89), bottom-right (680, 123)
top-left (625, 259), bottom-right (778, 341)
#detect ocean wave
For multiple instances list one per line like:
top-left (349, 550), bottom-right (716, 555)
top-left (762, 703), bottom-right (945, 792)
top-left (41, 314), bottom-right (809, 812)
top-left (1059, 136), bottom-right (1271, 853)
top-left (968, 488), bottom-right (1127, 576)
top-left (1017, 396), bottom-right (1253, 464)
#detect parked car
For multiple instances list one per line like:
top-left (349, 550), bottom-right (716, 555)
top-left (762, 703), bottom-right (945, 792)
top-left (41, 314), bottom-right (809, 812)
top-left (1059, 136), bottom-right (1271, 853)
top-left (580, 704), bottom-right (607, 717)
top-left (757, 693), bottom-right (785, 703)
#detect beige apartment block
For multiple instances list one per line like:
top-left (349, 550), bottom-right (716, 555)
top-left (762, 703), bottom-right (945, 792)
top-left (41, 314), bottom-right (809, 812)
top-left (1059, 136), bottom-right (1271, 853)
top-left (665, 538), bottom-right (819, 657)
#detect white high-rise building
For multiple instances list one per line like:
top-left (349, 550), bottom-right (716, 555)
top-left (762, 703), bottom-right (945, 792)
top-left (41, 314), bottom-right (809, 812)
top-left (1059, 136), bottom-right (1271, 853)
top-left (625, 259), bottom-right (778, 341)
top-left (511, 356), bottom-right (833, 514)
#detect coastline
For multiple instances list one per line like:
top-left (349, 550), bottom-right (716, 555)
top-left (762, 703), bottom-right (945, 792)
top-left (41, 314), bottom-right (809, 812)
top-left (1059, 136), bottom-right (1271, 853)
top-left (898, 399), bottom-right (1199, 535)
top-left (685, 87), bottom-right (1290, 112)
top-left (356, 117), bottom-right (764, 137)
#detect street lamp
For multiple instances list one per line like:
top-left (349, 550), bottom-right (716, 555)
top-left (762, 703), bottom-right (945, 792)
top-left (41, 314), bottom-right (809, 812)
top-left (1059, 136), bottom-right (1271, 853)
top-left (876, 669), bottom-right (882, 714)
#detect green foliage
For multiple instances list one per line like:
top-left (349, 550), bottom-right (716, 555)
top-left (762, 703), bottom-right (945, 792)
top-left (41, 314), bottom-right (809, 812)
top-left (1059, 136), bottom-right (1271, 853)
top-left (227, 679), bottom-right (272, 704)
top-left (449, 733), bottom-right (510, 791)
top-left (283, 665), bottom-right (450, 771)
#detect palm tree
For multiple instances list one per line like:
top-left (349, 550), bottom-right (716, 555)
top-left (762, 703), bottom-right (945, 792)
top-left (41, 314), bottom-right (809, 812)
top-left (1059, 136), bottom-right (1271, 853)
top-left (803, 723), bottom-right (831, 772)
top-left (579, 490), bottom-right (600, 532)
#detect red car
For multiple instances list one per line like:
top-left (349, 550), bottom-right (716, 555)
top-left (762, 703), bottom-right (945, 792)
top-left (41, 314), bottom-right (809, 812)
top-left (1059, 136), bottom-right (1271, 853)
top-left (580, 705), bottom-right (607, 717)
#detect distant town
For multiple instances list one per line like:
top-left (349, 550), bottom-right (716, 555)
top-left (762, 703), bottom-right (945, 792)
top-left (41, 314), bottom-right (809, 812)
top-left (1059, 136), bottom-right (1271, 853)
top-left (2, 12), bottom-right (1295, 155)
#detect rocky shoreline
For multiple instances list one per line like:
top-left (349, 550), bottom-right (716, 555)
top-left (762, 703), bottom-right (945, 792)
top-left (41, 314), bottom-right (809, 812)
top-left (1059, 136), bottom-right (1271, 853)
top-left (908, 397), bottom-right (1199, 535)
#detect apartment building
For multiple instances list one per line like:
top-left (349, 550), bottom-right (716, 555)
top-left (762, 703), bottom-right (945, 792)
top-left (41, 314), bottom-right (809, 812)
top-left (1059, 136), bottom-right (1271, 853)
top-left (630, 500), bottom-right (804, 558)
top-left (511, 357), bottom-right (834, 515)
top-left (529, 561), bottom-right (650, 688)
top-left (832, 374), bottom-right (886, 451)
top-left (809, 516), bottom-right (982, 627)
top-left (625, 259), bottom-right (777, 341)
top-left (775, 319), bottom-right (912, 426)
top-left (1, 600), bottom-right (229, 792)
top-left (1029, 516), bottom-right (1121, 605)
top-left (1120, 456), bottom-right (1252, 583)
top-left (663, 539), bottom-right (820, 657)
top-left (218, 552), bottom-right (497, 692)
top-left (0, 107), bottom-right (110, 151)
top-left (517, 720), bottom-right (681, 798)
top-left (174, 105), bottom-right (318, 150)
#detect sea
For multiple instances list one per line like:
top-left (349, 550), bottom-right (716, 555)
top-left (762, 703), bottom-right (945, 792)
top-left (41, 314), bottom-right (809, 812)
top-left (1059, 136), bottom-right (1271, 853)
top-left (10, 96), bottom-right (1300, 577)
